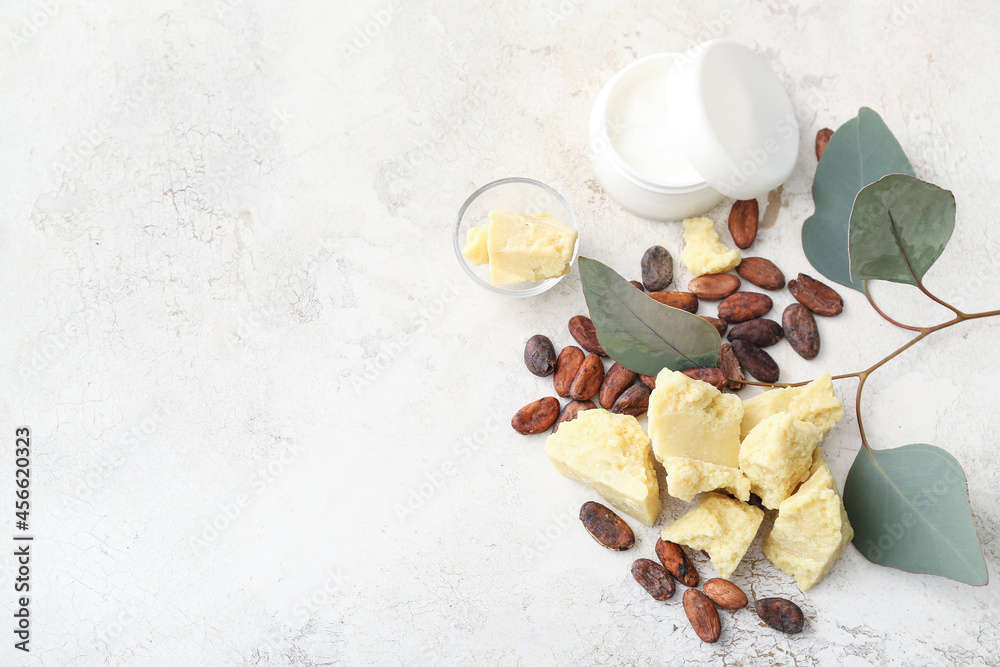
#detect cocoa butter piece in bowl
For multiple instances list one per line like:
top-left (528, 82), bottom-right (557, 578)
top-left (511, 397), bottom-right (561, 435)
top-left (641, 245), bottom-right (673, 291)
top-left (631, 558), bottom-right (675, 601)
top-left (552, 346), bottom-right (585, 398)
top-left (717, 292), bottom-right (772, 323)
top-left (523, 334), bottom-right (557, 377)
top-left (788, 273), bottom-right (843, 316)
top-left (736, 257), bottom-right (785, 290)
top-left (727, 318), bottom-right (783, 347)
top-left (551, 399), bottom-right (596, 433)
top-left (568, 315), bottom-right (608, 356)
top-left (579, 501), bottom-right (635, 551)
top-left (730, 339), bottom-right (779, 383)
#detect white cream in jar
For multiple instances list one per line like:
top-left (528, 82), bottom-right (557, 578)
top-left (589, 41), bottom-right (799, 221)
top-left (606, 67), bottom-right (701, 185)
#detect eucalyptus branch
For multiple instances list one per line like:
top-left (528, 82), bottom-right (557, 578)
top-left (915, 277), bottom-right (965, 318)
top-left (854, 372), bottom-right (871, 451)
top-left (729, 302), bottom-right (998, 391)
top-left (955, 308), bottom-right (1000, 321)
top-left (863, 281), bottom-right (923, 331)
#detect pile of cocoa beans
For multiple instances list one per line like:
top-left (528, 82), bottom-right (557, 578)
top-left (580, 500), bottom-right (805, 642)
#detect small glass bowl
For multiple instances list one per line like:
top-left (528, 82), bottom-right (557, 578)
top-left (453, 177), bottom-right (579, 297)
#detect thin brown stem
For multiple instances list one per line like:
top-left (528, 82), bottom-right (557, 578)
top-left (735, 378), bottom-right (798, 389)
top-left (855, 373), bottom-right (871, 451)
top-left (860, 328), bottom-right (932, 376)
top-left (727, 306), bottom-right (997, 408)
top-left (959, 308), bottom-right (1000, 321)
top-left (914, 277), bottom-right (965, 317)
top-left (863, 281), bottom-right (923, 331)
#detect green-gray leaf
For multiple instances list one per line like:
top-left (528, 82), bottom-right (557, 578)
top-left (844, 443), bottom-right (988, 586)
top-left (802, 107), bottom-right (914, 292)
top-left (848, 174), bottom-right (956, 285)
top-left (578, 257), bottom-right (720, 376)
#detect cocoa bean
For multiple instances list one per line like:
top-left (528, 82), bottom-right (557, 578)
top-left (580, 501), bottom-right (635, 551)
top-left (755, 597), bottom-right (805, 634)
top-left (551, 399), bottom-right (596, 433)
top-left (718, 292), bottom-right (773, 323)
top-left (524, 334), bottom-right (557, 377)
top-left (702, 578), bottom-right (748, 610)
top-left (681, 367), bottom-right (727, 391)
top-left (683, 589), bottom-right (721, 643)
top-left (717, 343), bottom-right (745, 391)
top-left (788, 273), bottom-right (844, 317)
top-left (552, 346), bottom-right (585, 398)
top-left (639, 374), bottom-right (657, 390)
top-left (727, 318), bottom-right (783, 347)
top-left (730, 339), bottom-right (779, 383)
top-left (568, 315), bottom-right (608, 356)
top-left (511, 397), bottom-right (560, 435)
top-left (783, 304), bottom-right (821, 360)
top-left (569, 353), bottom-right (605, 401)
top-left (655, 539), bottom-right (699, 587)
top-left (701, 316), bottom-right (728, 336)
top-left (649, 291), bottom-right (699, 313)
top-left (688, 274), bottom-right (741, 300)
top-left (629, 280), bottom-right (645, 291)
top-left (611, 382), bottom-right (650, 417)
top-left (641, 245), bottom-right (674, 291)
top-left (631, 558), bottom-right (675, 601)
top-left (728, 199), bottom-right (759, 249)
top-left (599, 362), bottom-right (638, 409)
top-left (816, 128), bottom-right (834, 161)
top-left (736, 257), bottom-right (786, 290)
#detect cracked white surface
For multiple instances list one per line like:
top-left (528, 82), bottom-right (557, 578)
top-left (2, 0), bottom-right (1000, 665)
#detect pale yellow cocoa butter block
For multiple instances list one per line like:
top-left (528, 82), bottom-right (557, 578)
top-left (661, 456), bottom-right (751, 502)
top-left (740, 373), bottom-right (844, 440)
top-left (660, 492), bottom-right (763, 579)
top-left (462, 210), bottom-right (577, 286)
top-left (739, 413), bottom-right (823, 510)
top-left (648, 369), bottom-right (744, 468)
top-left (764, 447), bottom-right (854, 591)
top-left (680, 217), bottom-right (741, 276)
top-left (462, 226), bottom-right (489, 265)
top-left (545, 409), bottom-right (661, 526)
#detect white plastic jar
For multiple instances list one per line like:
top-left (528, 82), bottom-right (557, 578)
top-left (589, 40), bottom-right (799, 221)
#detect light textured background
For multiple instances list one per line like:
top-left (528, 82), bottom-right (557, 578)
top-left (2, 0), bottom-right (999, 665)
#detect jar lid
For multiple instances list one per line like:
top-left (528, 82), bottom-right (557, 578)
top-left (666, 40), bottom-right (799, 200)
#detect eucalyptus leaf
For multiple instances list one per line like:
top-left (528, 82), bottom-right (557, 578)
top-left (802, 107), bottom-right (914, 292)
top-left (578, 257), bottom-right (720, 376)
top-left (844, 443), bottom-right (988, 586)
top-left (848, 174), bottom-right (956, 285)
